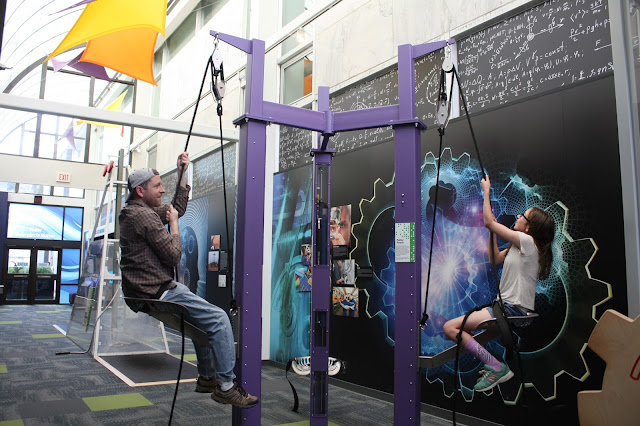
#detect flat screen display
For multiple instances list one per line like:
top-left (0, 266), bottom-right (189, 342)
top-left (7, 204), bottom-right (64, 240)
top-left (63, 207), bottom-right (83, 241)
top-left (7, 204), bottom-right (83, 241)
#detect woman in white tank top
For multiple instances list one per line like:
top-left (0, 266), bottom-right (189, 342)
top-left (443, 175), bottom-right (555, 392)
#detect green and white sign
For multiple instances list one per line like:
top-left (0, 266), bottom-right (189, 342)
top-left (395, 222), bottom-right (415, 263)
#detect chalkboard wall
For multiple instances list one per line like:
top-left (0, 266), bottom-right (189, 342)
top-left (160, 145), bottom-right (237, 203)
top-left (457, 0), bottom-right (612, 113)
top-left (192, 145), bottom-right (236, 200)
top-left (278, 0), bottom-right (612, 172)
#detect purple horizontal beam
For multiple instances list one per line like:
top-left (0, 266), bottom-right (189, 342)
top-left (262, 101), bottom-right (327, 132)
top-left (411, 39), bottom-right (455, 59)
top-left (210, 30), bottom-right (252, 53)
top-left (332, 105), bottom-right (399, 132)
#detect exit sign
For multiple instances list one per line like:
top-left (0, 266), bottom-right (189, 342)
top-left (56, 172), bottom-right (71, 183)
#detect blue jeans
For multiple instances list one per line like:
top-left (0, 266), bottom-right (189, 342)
top-left (161, 282), bottom-right (236, 382)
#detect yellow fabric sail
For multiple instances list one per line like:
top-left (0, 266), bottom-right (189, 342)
top-left (82, 28), bottom-right (159, 85)
top-left (77, 89), bottom-right (128, 127)
top-left (45, 0), bottom-right (166, 84)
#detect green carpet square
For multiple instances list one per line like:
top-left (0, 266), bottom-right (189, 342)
top-left (181, 354), bottom-right (197, 362)
top-left (0, 420), bottom-right (23, 425)
top-left (0, 321), bottom-right (22, 325)
top-left (0, 364), bottom-right (7, 373)
top-left (83, 393), bottom-right (153, 411)
top-left (31, 333), bottom-right (65, 338)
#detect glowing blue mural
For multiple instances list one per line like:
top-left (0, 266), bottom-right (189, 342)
top-left (352, 148), bottom-right (611, 403)
top-left (270, 167), bottom-right (314, 362)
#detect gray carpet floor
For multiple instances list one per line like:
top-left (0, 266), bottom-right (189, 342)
top-left (0, 304), bottom-right (463, 425)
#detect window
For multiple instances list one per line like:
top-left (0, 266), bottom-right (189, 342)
top-left (167, 13), bottom-right (196, 61)
top-left (0, 113), bottom-right (36, 156)
top-left (148, 146), bottom-right (157, 169)
top-left (201, 0), bottom-right (230, 24)
top-left (282, 54), bottom-right (313, 104)
top-left (282, 0), bottom-right (315, 26)
top-left (0, 182), bottom-right (17, 192)
top-left (154, 48), bottom-right (163, 78)
top-left (17, 183), bottom-right (51, 196)
top-left (52, 186), bottom-right (85, 198)
top-left (152, 76), bottom-right (162, 118)
top-left (282, 24), bottom-right (314, 56)
top-left (37, 115), bottom-right (87, 162)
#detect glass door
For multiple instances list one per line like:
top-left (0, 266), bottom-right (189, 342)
top-left (3, 248), bottom-right (60, 304)
top-left (35, 249), bottom-right (59, 302)
top-left (5, 248), bottom-right (31, 302)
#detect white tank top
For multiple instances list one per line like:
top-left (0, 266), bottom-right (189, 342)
top-left (500, 232), bottom-right (539, 311)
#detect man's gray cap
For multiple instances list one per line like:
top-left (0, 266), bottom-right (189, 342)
top-left (127, 168), bottom-right (156, 200)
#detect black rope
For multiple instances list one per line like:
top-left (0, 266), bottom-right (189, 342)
top-left (452, 66), bottom-right (486, 178)
top-left (214, 101), bottom-right (237, 313)
top-left (285, 358), bottom-right (300, 412)
top-left (420, 130), bottom-right (444, 327)
top-left (171, 56), bottom-right (214, 208)
top-left (451, 304), bottom-right (491, 426)
top-left (168, 313), bottom-right (186, 426)
top-left (421, 65), bottom-right (456, 327)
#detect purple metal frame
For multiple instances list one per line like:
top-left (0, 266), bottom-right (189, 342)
top-left (212, 30), bottom-right (451, 426)
top-left (309, 86), bottom-right (334, 425)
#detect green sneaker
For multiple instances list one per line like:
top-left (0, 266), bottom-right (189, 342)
top-left (474, 363), bottom-right (514, 392)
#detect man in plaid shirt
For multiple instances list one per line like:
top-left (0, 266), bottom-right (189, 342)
top-left (119, 152), bottom-right (258, 409)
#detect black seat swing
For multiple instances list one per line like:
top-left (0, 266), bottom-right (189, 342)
top-left (418, 311), bottom-right (539, 369)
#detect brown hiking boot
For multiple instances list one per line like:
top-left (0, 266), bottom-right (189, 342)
top-left (195, 375), bottom-right (220, 393)
top-left (211, 383), bottom-right (259, 408)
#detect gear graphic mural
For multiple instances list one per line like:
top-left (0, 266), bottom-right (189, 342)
top-left (352, 177), bottom-right (397, 346)
top-left (351, 148), bottom-right (612, 404)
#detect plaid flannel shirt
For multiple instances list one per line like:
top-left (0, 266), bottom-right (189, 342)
top-left (119, 185), bottom-right (190, 311)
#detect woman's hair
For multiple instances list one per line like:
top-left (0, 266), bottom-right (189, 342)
top-left (526, 207), bottom-right (555, 279)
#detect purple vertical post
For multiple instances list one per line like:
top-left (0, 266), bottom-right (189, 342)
top-left (393, 44), bottom-right (423, 425)
top-left (310, 86), bottom-right (333, 426)
top-left (0, 191), bottom-right (7, 293)
top-left (232, 37), bottom-right (266, 426)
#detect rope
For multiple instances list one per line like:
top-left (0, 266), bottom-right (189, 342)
top-left (168, 313), bottom-right (186, 426)
top-left (169, 53), bottom-right (236, 312)
top-left (420, 130), bottom-right (444, 327)
top-left (452, 303), bottom-right (491, 426)
top-left (215, 100), bottom-right (237, 313)
top-left (171, 56), bottom-right (214, 207)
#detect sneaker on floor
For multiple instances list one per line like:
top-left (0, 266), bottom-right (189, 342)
top-left (211, 383), bottom-right (259, 408)
top-left (474, 362), bottom-right (514, 392)
top-left (195, 376), bottom-right (220, 393)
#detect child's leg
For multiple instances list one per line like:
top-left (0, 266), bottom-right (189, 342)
top-left (443, 308), bottom-right (502, 369)
top-left (463, 335), bottom-right (502, 371)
